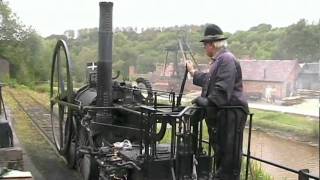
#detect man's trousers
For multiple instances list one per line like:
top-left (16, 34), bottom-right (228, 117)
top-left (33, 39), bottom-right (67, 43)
top-left (206, 107), bottom-right (247, 180)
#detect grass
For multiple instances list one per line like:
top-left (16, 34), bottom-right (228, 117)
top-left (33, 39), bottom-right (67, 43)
top-left (32, 83), bottom-right (50, 93)
top-left (250, 109), bottom-right (319, 139)
top-left (241, 161), bottom-right (273, 180)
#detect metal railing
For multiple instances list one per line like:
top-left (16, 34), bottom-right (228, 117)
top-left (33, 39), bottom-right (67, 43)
top-left (244, 113), bottom-right (319, 180)
top-left (0, 82), bottom-right (7, 119)
top-left (0, 82), bottom-right (12, 148)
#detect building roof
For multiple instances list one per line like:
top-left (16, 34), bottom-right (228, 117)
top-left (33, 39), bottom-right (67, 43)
top-left (0, 58), bottom-right (9, 64)
top-left (240, 60), bottom-right (300, 82)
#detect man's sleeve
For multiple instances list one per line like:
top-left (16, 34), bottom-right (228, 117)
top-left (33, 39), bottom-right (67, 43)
top-left (207, 58), bottom-right (236, 107)
top-left (193, 71), bottom-right (207, 87)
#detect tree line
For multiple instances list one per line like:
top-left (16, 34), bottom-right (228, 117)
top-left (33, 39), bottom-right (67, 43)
top-left (1, 1), bottom-right (319, 84)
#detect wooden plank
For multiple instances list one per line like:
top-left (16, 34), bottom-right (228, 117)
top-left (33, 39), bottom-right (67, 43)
top-left (0, 148), bottom-right (22, 162)
top-left (0, 169), bottom-right (33, 179)
top-left (0, 147), bottom-right (23, 170)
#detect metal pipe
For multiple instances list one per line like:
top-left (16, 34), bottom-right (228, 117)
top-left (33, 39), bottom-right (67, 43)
top-left (91, 121), bottom-right (143, 133)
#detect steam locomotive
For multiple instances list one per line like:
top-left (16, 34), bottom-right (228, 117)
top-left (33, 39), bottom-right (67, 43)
top-left (50, 2), bottom-right (212, 180)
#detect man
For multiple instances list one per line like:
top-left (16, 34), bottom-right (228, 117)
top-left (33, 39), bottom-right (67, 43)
top-left (186, 24), bottom-right (248, 180)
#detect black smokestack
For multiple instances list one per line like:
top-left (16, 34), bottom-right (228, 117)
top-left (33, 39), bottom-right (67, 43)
top-left (96, 2), bottom-right (113, 123)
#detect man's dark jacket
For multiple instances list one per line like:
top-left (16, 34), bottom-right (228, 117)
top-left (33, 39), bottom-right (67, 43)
top-left (193, 48), bottom-right (248, 112)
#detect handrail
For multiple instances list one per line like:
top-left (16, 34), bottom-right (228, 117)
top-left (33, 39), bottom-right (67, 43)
top-left (239, 108), bottom-right (319, 180)
top-left (0, 83), bottom-right (7, 120)
top-left (242, 153), bottom-right (319, 179)
top-left (210, 106), bottom-right (319, 180)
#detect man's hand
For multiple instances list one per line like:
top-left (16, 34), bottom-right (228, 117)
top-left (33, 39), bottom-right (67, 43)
top-left (191, 96), bottom-right (209, 106)
top-left (186, 60), bottom-right (196, 76)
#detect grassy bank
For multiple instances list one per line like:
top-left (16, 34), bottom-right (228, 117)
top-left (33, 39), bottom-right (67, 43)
top-left (250, 109), bottom-right (319, 140)
top-left (241, 161), bottom-right (273, 180)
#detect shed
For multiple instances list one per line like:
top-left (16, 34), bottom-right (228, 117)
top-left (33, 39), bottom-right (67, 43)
top-left (297, 62), bottom-right (320, 90)
top-left (240, 60), bottom-right (301, 99)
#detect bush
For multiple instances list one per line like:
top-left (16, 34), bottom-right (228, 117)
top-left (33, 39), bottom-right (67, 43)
top-left (2, 78), bottom-right (18, 88)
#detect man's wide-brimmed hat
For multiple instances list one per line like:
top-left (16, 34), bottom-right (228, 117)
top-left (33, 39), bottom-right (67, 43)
top-left (200, 24), bottom-right (228, 42)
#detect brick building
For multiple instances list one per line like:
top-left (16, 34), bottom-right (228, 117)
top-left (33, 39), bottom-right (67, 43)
top-left (0, 56), bottom-right (10, 80)
top-left (137, 60), bottom-right (302, 99)
top-left (240, 60), bottom-right (301, 99)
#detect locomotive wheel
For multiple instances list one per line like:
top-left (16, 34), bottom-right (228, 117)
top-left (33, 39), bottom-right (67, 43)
top-left (50, 40), bottom-right (74, 155)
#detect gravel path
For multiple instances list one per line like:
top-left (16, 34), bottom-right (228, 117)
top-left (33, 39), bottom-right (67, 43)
top-left (185, 91), bottom-right (319, 118)
top-left (249, 99), bottom-right (319, 118)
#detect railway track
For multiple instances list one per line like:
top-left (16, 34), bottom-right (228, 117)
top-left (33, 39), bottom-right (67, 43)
top-left (5, 88), bottom-right (82, 180)
top-left (6, 88), bottom-right (57, 152)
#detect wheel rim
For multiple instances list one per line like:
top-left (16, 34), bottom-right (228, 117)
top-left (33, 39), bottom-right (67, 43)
top-left (50, 40), bottom-right (73, 153)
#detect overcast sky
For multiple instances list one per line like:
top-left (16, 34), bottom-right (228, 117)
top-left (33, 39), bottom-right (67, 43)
top-left (7, 0), bottom-right (320, 37)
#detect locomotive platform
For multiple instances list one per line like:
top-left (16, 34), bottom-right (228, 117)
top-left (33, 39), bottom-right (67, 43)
top-left (0, 113), bottom-right (34, 179)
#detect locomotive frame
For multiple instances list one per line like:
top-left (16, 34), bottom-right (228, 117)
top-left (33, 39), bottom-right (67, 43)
top-left (49, 2), bottom-right (213, 180)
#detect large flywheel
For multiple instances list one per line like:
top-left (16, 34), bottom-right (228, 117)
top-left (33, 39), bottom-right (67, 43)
top-left (50, 40), bottom-right (74, 155)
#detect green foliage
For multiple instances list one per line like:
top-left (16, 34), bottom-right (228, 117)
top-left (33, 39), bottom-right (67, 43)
top-left (275, 19), bottom-right (320, 62)
top-left (1, 0), bottom-right (319, 85)
top-left (2, 77), bottom-right (17, 88)
top-left (66, 20), bottom-right (320, 81)
top-left (241, 161), bottom-right (273, 180)
top-left (228, 25), bottom-right (286, 59)
top-left (0, 1), bottom-right (52, 84)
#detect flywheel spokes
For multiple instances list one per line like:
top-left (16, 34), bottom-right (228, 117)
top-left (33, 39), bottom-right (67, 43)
top-left (50, 40), bottom-right (73, 154)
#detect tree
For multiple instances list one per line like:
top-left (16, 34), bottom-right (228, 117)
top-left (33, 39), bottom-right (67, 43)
top-left (0, 1), bottom-right (49, 84)
top-left (0, 1), bottom-right (30, 41)
top-left (275, 19), bottom-right (320, 62)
